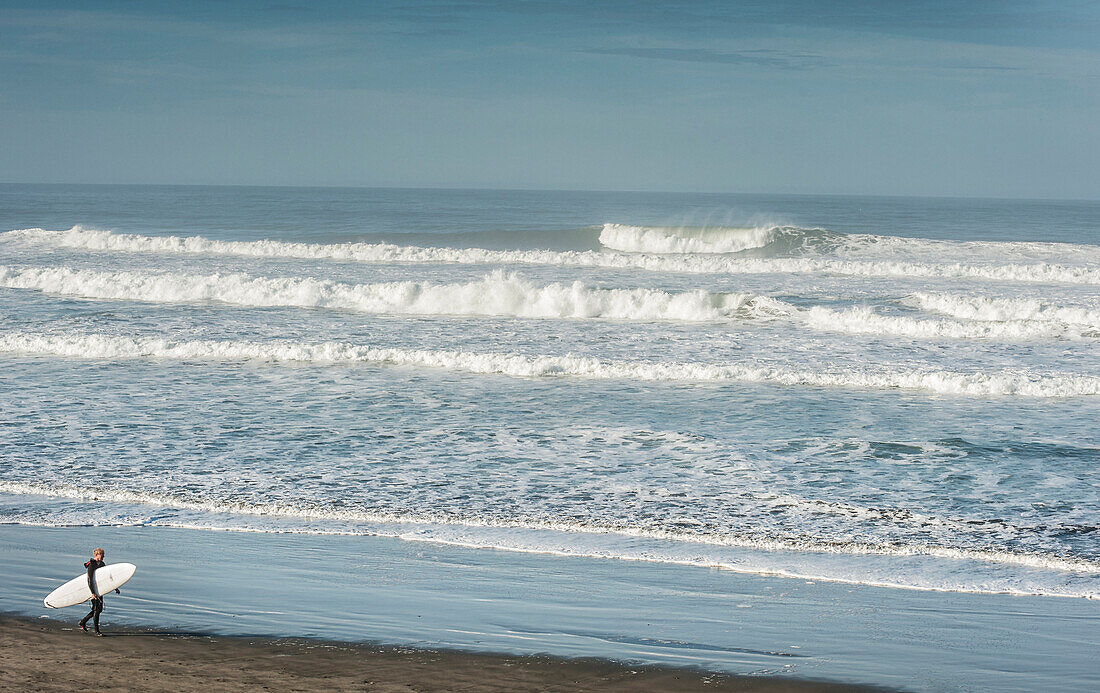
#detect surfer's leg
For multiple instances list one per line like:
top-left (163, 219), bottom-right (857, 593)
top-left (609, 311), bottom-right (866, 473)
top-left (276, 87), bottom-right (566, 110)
top-left (92, 597), bottom-right (103, 633)
top-left (79, 604), bottom-right (93, 631)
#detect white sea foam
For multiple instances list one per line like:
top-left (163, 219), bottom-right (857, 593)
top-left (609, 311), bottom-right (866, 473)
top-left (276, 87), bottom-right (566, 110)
top-left (0, 265), bottom-right (758, 322)
top-left (907, 292), bottom-right (1100, 329)
top-left (837, 231), bottom-right (1100, 263)
top-left (1, 481), bottom-right (1096, 599)
top-left (598, 223), bottom-right (780, 254)
top-left (8, 226), bottom-right (1100, 285)
top-left (1, 330), bottom-right (1098, 397)
top-left (801, 305), bottom-right (1091, 341)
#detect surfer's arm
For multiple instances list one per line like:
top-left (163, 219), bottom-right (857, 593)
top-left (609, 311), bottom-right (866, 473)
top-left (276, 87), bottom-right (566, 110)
top-left (85, 562), bottom-right (98, 598)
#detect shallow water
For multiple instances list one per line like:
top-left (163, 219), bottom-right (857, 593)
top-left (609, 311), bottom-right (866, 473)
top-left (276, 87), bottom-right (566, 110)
top-left (5, 525), bottom-right (1098, 692)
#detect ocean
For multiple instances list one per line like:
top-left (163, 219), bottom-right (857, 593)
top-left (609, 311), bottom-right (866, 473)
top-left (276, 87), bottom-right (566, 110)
top-left (1, 184), bottom-right (1098, 687)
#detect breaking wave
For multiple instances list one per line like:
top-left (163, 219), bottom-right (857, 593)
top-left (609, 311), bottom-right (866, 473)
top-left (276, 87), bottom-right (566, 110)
top-left (597, 223), bottom-right (848, 255)
top-left (8, 226), bottom-right (1100, 285)
top-left (2, 330), bottom-right (1098, 397)
top-left (601, 223), bottom-right (794, 254)
top-left (4, 265), bottom-right (1094, 341)
top-left (0, 265), bottom-right (756, 322)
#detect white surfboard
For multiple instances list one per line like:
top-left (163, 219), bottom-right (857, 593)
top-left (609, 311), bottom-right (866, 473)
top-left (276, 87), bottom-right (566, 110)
top-left (43, 563), bottom-right (137, 608)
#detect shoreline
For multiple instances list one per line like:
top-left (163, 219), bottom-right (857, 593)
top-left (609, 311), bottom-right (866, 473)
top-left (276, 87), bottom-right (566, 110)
top-left (4, 524), bottom-right (1097, 692)
top-left (1, 614), bottom-right (886, 692)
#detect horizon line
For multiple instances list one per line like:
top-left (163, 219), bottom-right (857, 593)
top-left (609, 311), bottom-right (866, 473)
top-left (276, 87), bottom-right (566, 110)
top-left (1, 181), bottom-right (1097, 205)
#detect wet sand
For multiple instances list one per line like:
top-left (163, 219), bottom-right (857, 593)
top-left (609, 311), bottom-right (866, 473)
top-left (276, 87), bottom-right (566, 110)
top-left (1, 615), bottom-right (888, 692)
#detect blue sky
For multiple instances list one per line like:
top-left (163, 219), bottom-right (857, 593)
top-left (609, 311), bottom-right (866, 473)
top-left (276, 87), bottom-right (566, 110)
top-left (1, 1), bottom-right (1098, 198)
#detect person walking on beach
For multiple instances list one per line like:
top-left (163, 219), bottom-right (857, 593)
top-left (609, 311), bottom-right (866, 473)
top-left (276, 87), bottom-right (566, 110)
top-left (79, 547), bottom-right (120, 636)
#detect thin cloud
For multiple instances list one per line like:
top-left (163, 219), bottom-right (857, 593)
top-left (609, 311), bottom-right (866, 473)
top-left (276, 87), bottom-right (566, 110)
top-left (263, 5), bottom-right (314, 13)
top-left (944, 64), bottom-right (1024, 72)
top-left (583, 46), bottom-right (830, 70)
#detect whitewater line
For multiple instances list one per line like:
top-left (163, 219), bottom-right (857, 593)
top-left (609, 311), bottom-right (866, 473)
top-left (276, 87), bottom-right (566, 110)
top-left (906, 292), bottom-right (1100, 329)
top-left (1, 481), bottom-right (1095, 580)
top-left (3, 264), bottom-right (1095, 341)
top-left (8, 226), bottom-right (1100, 285)
top-left (800, 305), bottom-right (1092, 341)
top-left (6, 514), bottom-right (1090, 598)
top-left (1, 331), bottom-right (1098, 397)
top-left (601, 223), bottom-right (1100, 261)
top-left (0, 265), bottom-right (756, 322)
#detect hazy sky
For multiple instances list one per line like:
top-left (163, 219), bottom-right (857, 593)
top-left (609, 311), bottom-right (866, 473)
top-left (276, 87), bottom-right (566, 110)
top-left (2, 1), bottom-right (1098, 198)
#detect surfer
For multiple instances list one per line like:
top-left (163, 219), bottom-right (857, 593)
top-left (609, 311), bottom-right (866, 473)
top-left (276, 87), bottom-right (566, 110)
top-left (79, 548), bottom-right (120, 636)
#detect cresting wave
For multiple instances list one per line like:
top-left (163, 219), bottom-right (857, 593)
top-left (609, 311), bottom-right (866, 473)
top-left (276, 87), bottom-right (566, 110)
top-left (3, 265), bottom-right (1094, 341)
top-left (2, 330), bottom-right (1099, 397)
top-left (0, 266), bottom-right (756, 322)
top-left (599, 223), bottom-right (785, 254)
top-left (1, 481), bottom-right (1096, 595)
top-left (8, 226), bottom-right (1100, 285)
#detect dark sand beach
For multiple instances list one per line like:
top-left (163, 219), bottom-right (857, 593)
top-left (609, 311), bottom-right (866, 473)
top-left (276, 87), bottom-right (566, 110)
top-left (2, 615), bottom-right (889, 692)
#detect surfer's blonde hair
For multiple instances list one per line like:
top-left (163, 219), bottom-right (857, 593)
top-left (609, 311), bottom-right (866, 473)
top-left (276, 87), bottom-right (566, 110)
top-left (93, 547), bottom-right (104, 556)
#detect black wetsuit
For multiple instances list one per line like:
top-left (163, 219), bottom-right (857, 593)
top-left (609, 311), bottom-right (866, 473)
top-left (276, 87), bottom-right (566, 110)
top-left (79, 558), bottom-right (106, 632)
